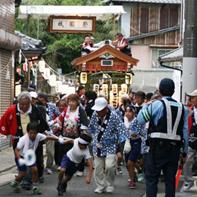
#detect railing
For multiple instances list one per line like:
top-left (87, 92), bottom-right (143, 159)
top-left (43, 61), bottom-right (77, 83)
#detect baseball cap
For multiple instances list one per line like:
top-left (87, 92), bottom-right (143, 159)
top-left (159, 78), bottom-right (175, 96)
top-left (187, 89), bottom-right (197, 97)
top-left (91, 97), bottom-right (108, 111)
top-left (29, 91), bottom-right (38, 99)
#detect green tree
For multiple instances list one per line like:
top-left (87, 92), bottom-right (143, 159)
top-left (16, 0), bottom-right (116, 73)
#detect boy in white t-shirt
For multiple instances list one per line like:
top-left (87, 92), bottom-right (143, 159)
top-left (57, 132), bottom-right (93, 196)
top-left (10, 122), bottom-right (62, 195)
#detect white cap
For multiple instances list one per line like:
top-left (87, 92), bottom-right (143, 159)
top-left (29, 91), bottom-right (38, 99)
top-left (187, 89), bottom-right (197, 97)
top-left (92, 97), bottom-right (108, 111)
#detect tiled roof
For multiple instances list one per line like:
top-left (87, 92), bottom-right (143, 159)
top-left (159, 47), bottom-right (183, 62)
top-left (128, 26), bottom-right (180, 41)
top-left (111, 0), bottom-right (181, 4)
top-left (15, 31), bottom-right (46, 52)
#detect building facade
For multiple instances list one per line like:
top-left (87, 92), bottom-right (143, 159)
top-left (109, 0), bottom-right (181, 94)
top-left (0, 0), bottom-right (21, 116)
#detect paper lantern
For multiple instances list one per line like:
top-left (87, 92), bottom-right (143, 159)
top-left (38, 60), bottom-right (45, 72)
top-left (80, 72), bottom-right (87, 84)
top-left (112, 84), bottom-right (118, 94)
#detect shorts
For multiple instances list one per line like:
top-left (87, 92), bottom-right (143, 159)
top-left (125, 138), bottom-right (141, 162)
top-left (60, 154), bottom-right (78, 177)
top-left (15, 157), bottom-right (36, 172)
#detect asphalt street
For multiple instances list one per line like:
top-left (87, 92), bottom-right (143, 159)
top-left (0, 168), bottom-right (146, 197)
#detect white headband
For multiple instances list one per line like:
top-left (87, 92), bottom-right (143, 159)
top-left (78, 137), bottom-right (89, 145)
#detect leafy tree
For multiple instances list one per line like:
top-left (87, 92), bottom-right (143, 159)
top-left (16, 0), bottom-right (116, 73)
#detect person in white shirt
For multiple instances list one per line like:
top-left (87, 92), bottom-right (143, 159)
top-left (10, 122), bottom-right (61, 195)
top-left (57, 132), bottom-right (93, 196)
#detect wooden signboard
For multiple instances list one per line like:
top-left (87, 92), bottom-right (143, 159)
top-left (48, 16), bottom-right (96, 33)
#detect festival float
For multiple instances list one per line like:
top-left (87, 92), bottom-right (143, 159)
top-left (71, 42), bottom-right (139, 106)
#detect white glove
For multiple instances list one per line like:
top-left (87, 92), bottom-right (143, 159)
top-left (53, 123), bottom-right (60, 129)
top-left (48, 120), bottom-right (54, 127)
top-left (18, 158), bottom-right (26, 166)
top-left (58, 137), bottom-right (65, 144)
top-left (123, 139), bottom-right (131, 154)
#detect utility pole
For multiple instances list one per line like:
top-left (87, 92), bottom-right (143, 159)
top-left (182, 0), bottom-right (197, 102)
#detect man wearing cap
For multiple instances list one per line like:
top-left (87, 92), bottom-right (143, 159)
top-left (181, 89), bottom-right (197, 191)
top-left (89, 97), bottom-right (128, 193)
top-left (137, 78), bottom-right (189, 197)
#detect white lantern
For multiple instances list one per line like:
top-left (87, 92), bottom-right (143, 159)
top-left (49, 74), bottom-right (56, 87)
top-left (55, 81), bottom-right (62, 93)
top-left (80, 72), bottom-right (88, 84)
top-left (102, 84), bottom-right (108, 97)
top-left (38, 60), bottom-right (45, 72)
top-left (121, 84), bottom-right (128, 93)
top-left (112, 84), bottom-right (118, 94)
top-left (93, 84), bottom-right (100, 94)
top-left (44, 68), bottom-right (50, 80)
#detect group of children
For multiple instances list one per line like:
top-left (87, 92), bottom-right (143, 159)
top-left (10, 121), bottom-right (93, 196)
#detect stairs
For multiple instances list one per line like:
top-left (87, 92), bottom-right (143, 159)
top-left (38, 60), bottom-right (76, 95)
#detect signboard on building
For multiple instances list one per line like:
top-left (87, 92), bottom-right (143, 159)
top-left (48, 16), bottom-right (96, 33)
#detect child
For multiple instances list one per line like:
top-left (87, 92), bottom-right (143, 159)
top-left (123, 105), bottom-right (144, 189)
top-left (10, 122), bottom-right (62, 195)
top-left (57, 132), bottom-right (93, 196)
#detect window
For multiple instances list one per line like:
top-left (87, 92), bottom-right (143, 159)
top-left (152, 48), bottom-right (172, 68)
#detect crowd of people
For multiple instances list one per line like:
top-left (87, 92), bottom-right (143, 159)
top-left (0, 79), bottom-right (197, 197)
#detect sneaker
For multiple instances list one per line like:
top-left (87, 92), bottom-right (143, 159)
top-left (32, 187), bottom-right (42, 195)
top-left (46, 168), bottom-right (53, 175)
top-left (106, 186), bottom-right (114, 193)
top-left (180, 181), bottom-right (194, 192)
top-left (75, 171), bottom-right (83, 177)
top-left (128, 180), bottom-right (136, 189)
top-left (137, 173), bottom-right (144, 182)
top-left (94, 187), bottom-right (105, 194)
top-left (10, 181), bottom-right (21, 193)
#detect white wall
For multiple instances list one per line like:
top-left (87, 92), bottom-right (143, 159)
top-left (131, 69), bottom-right (181, 101)
top-left (132, 45), bottom-right (152, 69)
top-left (121, 4), bottom-right (131, 37)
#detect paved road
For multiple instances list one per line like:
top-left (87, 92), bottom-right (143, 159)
top-left (0, 168), bottom-right (146, 197)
